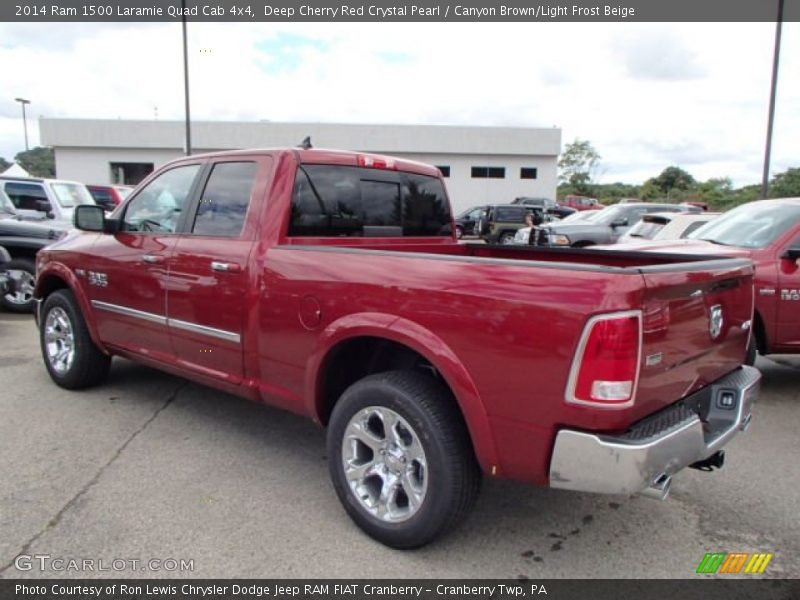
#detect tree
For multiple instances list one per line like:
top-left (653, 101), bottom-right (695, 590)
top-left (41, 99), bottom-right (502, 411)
top-left (15, 146), bottom-right (55, 178)
top-left (0, 157), bottom-right (10, 172)
top-left (768, 167), bottom-right (800, 199)
top-left (646, 166), bottom-right (696, 199)
top-left (558, 139), bottom-right (601, 195)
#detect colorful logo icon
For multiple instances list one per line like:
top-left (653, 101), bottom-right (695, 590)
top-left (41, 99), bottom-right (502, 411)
top-left (697, 552), bottom-right (773, 574)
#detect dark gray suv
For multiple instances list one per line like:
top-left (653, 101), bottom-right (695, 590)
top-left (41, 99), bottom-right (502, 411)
top-left (545, 202), bottom-right (697, 247)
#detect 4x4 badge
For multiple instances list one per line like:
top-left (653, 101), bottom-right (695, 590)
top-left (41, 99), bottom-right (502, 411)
top-left (709, 304), bottom-right (724, 339)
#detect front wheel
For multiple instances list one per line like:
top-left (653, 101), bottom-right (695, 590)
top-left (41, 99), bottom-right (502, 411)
top-left (327, 370), bottom-right (481, 548)
top-left (1, 258), bottom-right (36, 312)
top-left (40, 289), bottom-right (111, 389)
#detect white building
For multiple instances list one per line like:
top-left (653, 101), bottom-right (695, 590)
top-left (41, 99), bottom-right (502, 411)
top-left (39, 118), bottom-right (560, 214)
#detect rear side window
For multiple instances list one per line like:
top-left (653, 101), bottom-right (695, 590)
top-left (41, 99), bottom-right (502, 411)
top-left (289, 165), bottom-right (451, 237)
top-left (494, 207), bottom-right (522, 222)
top-left (4, 182), bottom-right (47, 210)
top-left (192, 162), bottom-right (257, 237)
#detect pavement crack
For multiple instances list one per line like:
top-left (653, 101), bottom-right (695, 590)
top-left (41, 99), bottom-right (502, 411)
top-left (0, 382), bottom-right (187, 576)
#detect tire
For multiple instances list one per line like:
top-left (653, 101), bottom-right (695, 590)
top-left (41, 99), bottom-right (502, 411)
top-left (1, 258), bottom-right (36, 313)
top-left (40, 289), bottom-right (111, 389)
top-left (499, 232), bottom-right (516, 245)
top-left (745, 334), bottom-right (757, 366)
top-left (327, 370), bottom-right (481, 548)
top-left (455, 226), bottom-right (464, 240)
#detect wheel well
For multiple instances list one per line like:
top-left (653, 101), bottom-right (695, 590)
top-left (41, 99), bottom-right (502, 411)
top-left (753, 310), bottom-right (767, 354)
top-left (4, 246), bottom-right (38, 261)
top-left (318, 337), bottom-right (446, 425)
top-left (36, 274), bottom-right (69, 300)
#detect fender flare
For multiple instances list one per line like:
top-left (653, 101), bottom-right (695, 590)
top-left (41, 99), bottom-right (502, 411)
top-left (34, 263), bottom-right (107, 352)
top-left (305, 312), bottom-right (500, 473)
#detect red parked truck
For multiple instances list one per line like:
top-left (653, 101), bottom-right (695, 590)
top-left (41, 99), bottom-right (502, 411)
top-left (34, 148), bottom-right (760, 548)
top-left (609, 198), bottom-right (800, 365)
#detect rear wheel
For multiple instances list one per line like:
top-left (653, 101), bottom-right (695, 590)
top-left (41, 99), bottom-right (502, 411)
top-left (1, 258), bottom-right (36, 313)
top-left (40, 289), bottom-right (111, 389)
top-left (327, 370), bottom-right (481, 548)
top-left (455, 226), bottom-right (464, 240)
top-left (499, 232), bottom-right (516, 245)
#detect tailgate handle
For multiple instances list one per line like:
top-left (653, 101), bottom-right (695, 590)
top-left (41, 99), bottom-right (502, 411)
top-left (211, 261), bottom-right (241, 273)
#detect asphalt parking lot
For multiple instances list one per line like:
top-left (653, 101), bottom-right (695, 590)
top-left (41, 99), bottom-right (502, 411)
top-left (1, 310), bottom-right (798, 579)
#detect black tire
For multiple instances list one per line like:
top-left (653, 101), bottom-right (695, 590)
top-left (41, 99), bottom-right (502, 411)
top-left (1, 257), bottom-right (36, 313)
top-left (745, 334), bottom-right (757, 366)
top-left (327, 370), bottom-right (481, 549)
top-left (454, 226), bottom-right (464, 240)
top-left (40, 289), bottom-right (111, 389)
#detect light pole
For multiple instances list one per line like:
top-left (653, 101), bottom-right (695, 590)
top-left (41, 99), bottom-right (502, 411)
top-left (761, 0), bottom-right (784, 199)
top-left (14, 97), bottom-right (30, 151)
top-left (181, 0), bottom-right (192, 155)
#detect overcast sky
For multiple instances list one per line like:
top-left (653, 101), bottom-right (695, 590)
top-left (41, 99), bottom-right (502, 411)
top-left (1, 21), bottom-right (797, 186)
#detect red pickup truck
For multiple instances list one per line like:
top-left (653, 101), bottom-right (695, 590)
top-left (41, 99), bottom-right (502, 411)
top-left (610, 198), bottom-right (800, 365)
top-left (34, 148), bottom-right (760, 548)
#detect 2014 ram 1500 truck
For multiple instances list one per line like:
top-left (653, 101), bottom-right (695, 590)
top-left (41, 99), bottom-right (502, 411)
top-left (34, 148), bottom-right (760, 548)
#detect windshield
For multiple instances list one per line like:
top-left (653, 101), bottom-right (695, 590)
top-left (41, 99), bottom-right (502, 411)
top-left (560, 210), bottom-right (601, 224)
top-left (49, 182), bottom-right (96, 208)
top-left (688, 202), bottom-right (800, 248)
top-left (116, 187), bottom-right (133, 199)
top-left (626, 219), bottom-right (667, 240)
top-left (588, 205), bottom-right (631, 226)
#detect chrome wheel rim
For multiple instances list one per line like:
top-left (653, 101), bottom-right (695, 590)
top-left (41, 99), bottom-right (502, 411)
top-left (44, 307), bottom-right (75, 374)
top-left (342, 406), bottom-right (428, 523)
top-left (4, 269), bottom-right (35, 305)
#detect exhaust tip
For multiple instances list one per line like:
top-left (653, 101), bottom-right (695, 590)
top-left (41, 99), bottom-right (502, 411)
top-left (639, 474), bottom-right (671, 501)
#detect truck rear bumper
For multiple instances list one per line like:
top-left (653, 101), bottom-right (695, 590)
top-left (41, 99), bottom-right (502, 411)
top-left (549, 365), bottom-right (760, 496)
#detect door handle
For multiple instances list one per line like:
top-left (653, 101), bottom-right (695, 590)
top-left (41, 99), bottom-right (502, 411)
top-left (211, 261), bottom-right (241, 273)
top-left (142, 254), bottom-right (164, 264)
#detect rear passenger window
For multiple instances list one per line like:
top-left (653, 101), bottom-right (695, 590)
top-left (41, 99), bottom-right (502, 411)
top-left (192, 162), bottom-right (257, 237)
top-left (4, 182), bottom-right (47, 210)
top-left (289, 165), bottom-right (451, 237)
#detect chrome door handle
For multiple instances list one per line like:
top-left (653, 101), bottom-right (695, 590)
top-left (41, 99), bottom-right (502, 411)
top-left (211, 261), bottom-right (241, 273)
top-left (142, 254), bottom-right (164, 264)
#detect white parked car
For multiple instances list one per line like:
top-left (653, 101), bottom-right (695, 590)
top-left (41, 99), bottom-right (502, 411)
top-left (618, 211), bottom-right (719, 244)
top-left (0, 176), bottom-right (97, 223)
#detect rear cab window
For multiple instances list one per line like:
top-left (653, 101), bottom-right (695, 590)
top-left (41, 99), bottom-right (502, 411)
top-left (289, 165), bottom-right (451, 237)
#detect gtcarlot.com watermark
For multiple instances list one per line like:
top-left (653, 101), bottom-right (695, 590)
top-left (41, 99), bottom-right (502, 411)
top-left (14, 554), bottom-right (194, 573)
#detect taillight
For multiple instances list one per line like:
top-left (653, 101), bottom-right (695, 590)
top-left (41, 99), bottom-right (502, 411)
top-left (566, 311), bottom-right (642, 408)
top-left (357, 154), bottom-right (396, 170)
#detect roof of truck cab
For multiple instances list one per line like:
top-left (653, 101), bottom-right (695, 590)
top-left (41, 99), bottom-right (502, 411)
top-left (178, 147), bottom-right (442, 177)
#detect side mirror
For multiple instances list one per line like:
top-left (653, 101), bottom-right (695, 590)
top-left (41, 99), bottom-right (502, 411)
top-left (611, 218), bottom-right (628, 228)
top-left (782, 247), bottom-right (800, 261)
top-left (74, 205), bottom-right (106, 232)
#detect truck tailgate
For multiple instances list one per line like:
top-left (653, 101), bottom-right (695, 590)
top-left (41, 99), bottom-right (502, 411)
top-left (635, 259), bottom-right (754, 417)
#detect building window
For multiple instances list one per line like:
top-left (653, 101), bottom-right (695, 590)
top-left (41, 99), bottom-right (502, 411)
top-left (436, 166), bottom-right (451, 178)
top-left (520, 167), bottom-right (538, 179)
top-left (110, 162), bottom-right (154, 186)
top-left (471, 166), bottom-right (505, 179)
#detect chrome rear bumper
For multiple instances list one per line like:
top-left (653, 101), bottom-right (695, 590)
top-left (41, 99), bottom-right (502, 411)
top-left (549, 365), bottom-right (760, 496)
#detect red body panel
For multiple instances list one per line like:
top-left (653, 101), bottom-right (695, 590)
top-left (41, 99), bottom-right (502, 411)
top-left (34, 148), bottom-right (758, 485)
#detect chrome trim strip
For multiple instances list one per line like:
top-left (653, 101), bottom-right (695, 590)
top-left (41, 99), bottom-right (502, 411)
top-left (91, 300), bottom-right (166, 325)
top-left (167, 318), bottom-right (241, 344)
top-left (91, 300), bottom-right (240, 343)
